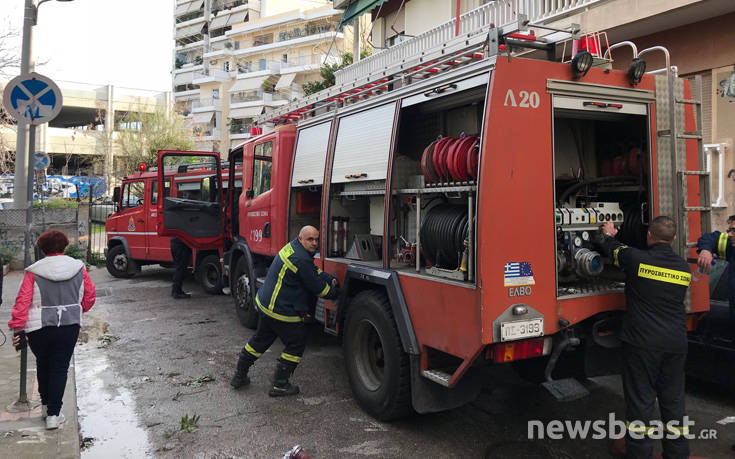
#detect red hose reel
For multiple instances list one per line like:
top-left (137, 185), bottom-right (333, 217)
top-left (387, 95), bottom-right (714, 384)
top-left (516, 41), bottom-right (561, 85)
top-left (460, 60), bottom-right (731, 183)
top-left (421, 135), bottom-right (479, 184)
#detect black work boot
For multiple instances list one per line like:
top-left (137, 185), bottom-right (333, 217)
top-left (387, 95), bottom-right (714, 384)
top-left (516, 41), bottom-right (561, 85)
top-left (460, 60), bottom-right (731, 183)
top-left (269, 361), bottom-right (299, 397)
top-left (230, 349), bottom-right (255, 389)
top-left (173, 291), bottom-right (191, 299)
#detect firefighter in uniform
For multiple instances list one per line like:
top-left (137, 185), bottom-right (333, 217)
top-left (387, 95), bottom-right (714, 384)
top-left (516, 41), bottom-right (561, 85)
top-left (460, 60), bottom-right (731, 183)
top-left (601, 217), bottom-right (691, 459)
top-left (230, 226), bottom-right (340, 396)
top-left (170, 237), bottom-right (192, 299)
top-left (696, 214), bottom-right (735, 318)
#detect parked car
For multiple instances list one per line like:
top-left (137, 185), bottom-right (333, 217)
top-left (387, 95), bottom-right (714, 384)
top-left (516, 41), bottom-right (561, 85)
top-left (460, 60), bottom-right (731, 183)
top-left (686, 259), bottom-right (735, 388)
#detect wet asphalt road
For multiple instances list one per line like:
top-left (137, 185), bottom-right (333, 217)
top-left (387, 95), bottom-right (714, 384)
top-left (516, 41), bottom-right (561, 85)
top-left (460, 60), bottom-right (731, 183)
top-left (77, 266), bottom-right (735, 458)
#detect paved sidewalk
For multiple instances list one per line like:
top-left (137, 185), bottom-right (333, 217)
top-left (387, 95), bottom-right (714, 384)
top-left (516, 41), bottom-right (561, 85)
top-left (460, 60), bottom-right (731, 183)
top-left (0, 270), bottom-right (80, 458)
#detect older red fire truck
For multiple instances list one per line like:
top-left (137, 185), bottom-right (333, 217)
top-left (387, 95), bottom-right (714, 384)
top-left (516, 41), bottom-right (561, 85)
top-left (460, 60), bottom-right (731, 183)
top-left (105, 164), bottom-right (241, 294)
top-left (157, 19), bottom-right (710, 420)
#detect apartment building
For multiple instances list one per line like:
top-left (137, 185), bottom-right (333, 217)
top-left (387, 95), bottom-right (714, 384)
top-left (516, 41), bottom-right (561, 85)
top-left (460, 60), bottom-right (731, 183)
top-left (172, 0), bottom-right (352, 156)
top-left (333, 0), bottom-right (735, 228)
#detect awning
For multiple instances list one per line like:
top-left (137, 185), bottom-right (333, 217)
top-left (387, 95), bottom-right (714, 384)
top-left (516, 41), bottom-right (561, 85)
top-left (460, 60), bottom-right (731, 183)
top-left (176, 23), bottom-right (205, 39)
top-left (175, 0), bottom-right (203, 16)
top-left (173, 72), bottom-right (194, 86)
top-left (275, 73), bottom-right (297, 90)
top-left (210, 10), bottom-right (248, 30)
top-left (210, 14), bottom-right (229, 30)
top-left (229, 107), bottom-right (262, 119)
top-left (339, 0), bottom-right (387, 29)
top-left (192, 112), bottom-right (214, 124)
top-left (229, 76), bottom-right (266, 92)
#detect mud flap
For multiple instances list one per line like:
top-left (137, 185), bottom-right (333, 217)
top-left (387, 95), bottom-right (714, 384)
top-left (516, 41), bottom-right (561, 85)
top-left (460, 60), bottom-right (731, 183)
top-left (541, 378), bottom-right (589, 402)
top-left (409, 356), bottom-right (481, 414)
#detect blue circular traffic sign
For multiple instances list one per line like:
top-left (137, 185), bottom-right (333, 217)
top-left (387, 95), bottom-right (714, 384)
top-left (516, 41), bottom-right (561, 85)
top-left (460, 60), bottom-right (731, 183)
top-left (2, 72), bottom-right (62, 125)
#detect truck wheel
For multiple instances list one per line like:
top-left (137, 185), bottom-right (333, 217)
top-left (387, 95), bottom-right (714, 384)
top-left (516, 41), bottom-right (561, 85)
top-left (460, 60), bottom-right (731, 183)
top-left (233, 256), bottom-right (258, 329)
top-left (106, 245), bottom-right (136, 278)
top-left (343, 290), bottom-right (412, 421)
top-left (198, 254), bottom-right (223, 294)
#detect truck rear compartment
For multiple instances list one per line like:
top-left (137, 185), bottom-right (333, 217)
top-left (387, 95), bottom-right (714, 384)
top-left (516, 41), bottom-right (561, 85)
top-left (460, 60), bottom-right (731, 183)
top-left (553, 102), bottom-right (651, 298)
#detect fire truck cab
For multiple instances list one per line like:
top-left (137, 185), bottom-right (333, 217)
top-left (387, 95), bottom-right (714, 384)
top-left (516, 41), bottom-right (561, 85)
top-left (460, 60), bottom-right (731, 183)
top-left (158, 21), bottom-right (710, 420)
top-left (105, 161), bottom-right (240, 294)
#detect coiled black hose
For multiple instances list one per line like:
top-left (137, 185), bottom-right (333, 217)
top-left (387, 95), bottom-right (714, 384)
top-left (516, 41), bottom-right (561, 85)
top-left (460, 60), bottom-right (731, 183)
top-left (421, 204), bottom-right (468, 270)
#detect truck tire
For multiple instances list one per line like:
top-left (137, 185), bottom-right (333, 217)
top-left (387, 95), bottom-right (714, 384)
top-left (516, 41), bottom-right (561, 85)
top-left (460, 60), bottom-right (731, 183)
top-left (343, 289), bottom-right (412, 421)
top-left (198, 254), bottom-right (223, 294)
top-left (233, 256), bottom-right (258, 329)
top-left (106, 245), bottom-right (136, 278)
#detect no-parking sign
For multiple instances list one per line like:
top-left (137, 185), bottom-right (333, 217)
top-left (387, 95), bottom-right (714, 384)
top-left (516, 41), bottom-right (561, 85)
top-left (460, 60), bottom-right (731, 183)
top-left (2, 72), bottom-right (62, 125)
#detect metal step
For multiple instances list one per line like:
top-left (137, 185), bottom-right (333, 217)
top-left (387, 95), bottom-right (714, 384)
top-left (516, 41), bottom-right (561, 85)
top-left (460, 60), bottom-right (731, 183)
top-left (683, 206), bottom-right (711, 212)
top-left (657, 130), bottom-right (703, 139)
top-left (676, 98), bottom-right (701, 105)
top-left (680, 171), bottom-right (709, 176)
top-left (421, 369), bottom-right (452, 387)
top-left (256, 276), bottom-right (265, 289)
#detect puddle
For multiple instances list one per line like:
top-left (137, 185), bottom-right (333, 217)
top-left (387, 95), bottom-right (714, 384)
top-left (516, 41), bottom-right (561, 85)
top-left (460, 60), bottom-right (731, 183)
top-left (75, 343), bottom-right (153, 458)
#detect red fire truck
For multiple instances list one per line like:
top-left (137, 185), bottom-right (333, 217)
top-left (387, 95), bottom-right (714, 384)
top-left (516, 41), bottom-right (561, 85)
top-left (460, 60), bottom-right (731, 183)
top-left (156, 22), bottom-right (711, 420)
top-left (105, 163), bottom-right (241, 294)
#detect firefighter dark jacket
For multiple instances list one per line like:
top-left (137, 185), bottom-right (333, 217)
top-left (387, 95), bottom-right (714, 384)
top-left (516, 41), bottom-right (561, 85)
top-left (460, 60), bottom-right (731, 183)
top-left (602, 237), bottom-right (691, 353)
top-left (696, 230), bottom-right (735, 308)
top-left (255, 238), bottom-right (339, 322)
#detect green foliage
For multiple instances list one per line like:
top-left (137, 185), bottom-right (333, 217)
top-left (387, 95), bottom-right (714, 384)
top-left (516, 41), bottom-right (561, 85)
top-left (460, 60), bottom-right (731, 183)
top-left (33, 198), bottom-right (78, 210)
top-left (180, 414), bottom-right (200, 433)
top-left (0, 244), bottom-right (17, 264)
top-left (115, 106), bottom-right (194, 175)
top-left (302, 50), bottom-right (372, 96)
top-left (64, 244), bottom-right (85, 260)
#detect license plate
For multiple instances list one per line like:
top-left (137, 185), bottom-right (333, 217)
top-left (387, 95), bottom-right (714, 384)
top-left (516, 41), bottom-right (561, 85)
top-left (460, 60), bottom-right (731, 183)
top-left (500, 318), bottom-right (544, 342)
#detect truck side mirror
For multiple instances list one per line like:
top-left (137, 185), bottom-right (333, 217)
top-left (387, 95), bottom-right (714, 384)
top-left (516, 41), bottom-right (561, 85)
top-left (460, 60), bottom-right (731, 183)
top-left (245, 189), bottom-right (254, 199)
top-left (113, 186), bottom-right (121, 204)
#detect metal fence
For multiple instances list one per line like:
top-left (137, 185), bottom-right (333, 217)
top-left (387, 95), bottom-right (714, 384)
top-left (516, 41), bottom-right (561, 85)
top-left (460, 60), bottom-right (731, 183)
top-left (88, 203), bottom-right (109, 265)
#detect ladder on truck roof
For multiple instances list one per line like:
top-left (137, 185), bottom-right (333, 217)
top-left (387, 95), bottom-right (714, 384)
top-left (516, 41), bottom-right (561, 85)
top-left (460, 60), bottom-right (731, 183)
top-left (644, 47), bottom-right (711, 264)
top-left (254, 13), bottom-right (582, 125)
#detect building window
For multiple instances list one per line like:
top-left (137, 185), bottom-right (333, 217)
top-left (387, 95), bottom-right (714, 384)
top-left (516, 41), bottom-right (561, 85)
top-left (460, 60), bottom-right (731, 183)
top-left (212, 89), bottom-right (220, 99)
top-left (281, 54), bottom-right (288, 63)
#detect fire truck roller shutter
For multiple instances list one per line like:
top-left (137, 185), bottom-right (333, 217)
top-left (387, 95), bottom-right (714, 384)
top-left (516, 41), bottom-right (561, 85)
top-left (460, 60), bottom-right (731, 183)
top-left (292, 122), bottom-right (332, 187)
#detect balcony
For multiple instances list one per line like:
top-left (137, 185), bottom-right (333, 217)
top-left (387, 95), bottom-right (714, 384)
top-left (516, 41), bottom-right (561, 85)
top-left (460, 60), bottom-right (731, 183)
top-left (280, 54), bottom-right (338, 73)
top-left (233, 31), bottom-right (343, 58)
top-left (192, 98), bottom-right (222, 111)
top-left (234, 59), bottom-right (281, 77)
top-left (229, 91), bottom-right (288, 108)
top-left (193, 68), bottom-right (232, 83)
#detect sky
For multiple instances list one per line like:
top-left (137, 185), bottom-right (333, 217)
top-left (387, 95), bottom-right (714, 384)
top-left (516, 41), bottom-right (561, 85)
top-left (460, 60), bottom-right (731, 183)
top-left (4, 0), bottom-right (174, 91)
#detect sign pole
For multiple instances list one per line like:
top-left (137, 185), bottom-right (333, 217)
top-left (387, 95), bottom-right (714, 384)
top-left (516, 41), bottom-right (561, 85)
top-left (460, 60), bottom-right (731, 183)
top-left (24, 125), bottom-right (36, 269)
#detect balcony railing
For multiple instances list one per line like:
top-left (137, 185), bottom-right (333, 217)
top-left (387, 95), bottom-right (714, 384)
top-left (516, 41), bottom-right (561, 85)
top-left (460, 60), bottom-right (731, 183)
top-left (193, 98), bottom-right (222, 109)
top-left (236, 60), bottom-right (280, 75)
top-left (194, 68), bottom-right (231, 82)
top-left (335, 0), bottom-right (606, 85)
top-left (281, 54), bottom-right (339, 70)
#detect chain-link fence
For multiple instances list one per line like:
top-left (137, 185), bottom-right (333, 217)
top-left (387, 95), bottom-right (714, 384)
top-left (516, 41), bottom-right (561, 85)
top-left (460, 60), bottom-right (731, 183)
top-left (0, 207), bottom-right (81, 268)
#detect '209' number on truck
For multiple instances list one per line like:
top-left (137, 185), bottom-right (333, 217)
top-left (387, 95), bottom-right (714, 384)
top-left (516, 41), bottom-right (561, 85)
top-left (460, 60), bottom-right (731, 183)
top-left (504, 89), bottom-right (540, 108)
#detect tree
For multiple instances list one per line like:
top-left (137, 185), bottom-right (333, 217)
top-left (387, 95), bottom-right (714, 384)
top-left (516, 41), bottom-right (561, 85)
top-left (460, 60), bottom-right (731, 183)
top-left (302, 50), bottom-right (372, 96)
top-left (0, 23), bottom-right (20, 173)
top-left (114, 106), bottom-right (194, 175)
top-left (0, 22), bottom-right (20, 77)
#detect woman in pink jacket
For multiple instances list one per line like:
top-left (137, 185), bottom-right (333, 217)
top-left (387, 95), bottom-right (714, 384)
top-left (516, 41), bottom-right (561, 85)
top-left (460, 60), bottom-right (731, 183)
top-left (8, 230), bottom-right (96, 430)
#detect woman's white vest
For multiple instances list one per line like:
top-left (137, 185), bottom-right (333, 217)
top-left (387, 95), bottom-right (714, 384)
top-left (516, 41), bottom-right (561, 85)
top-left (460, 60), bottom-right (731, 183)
top-left (23, 255), bottom-right (85, 333)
